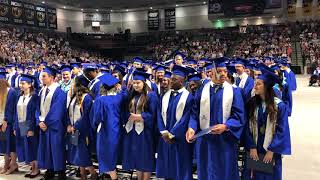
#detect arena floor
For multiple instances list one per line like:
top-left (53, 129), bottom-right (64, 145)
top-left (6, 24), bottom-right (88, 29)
top-left (0, 75), bottom-right (319, 180)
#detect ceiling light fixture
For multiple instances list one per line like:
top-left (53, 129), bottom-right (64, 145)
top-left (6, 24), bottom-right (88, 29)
top-left (126, 9), bottom-right (129, 11)
top-left (176, 4), bottom-right (179, 7)
top-left (81, 9), bottom-right (83, 11)
top-left (63, 6), bottom-right (66, 9)
top-left (41, 1), bottom-right (45, 4)
top-left (96, 9), bottom-right (99, 12)
top-left (203, 1), bottom-right (206, 4)
top-left (111, 10), bottom-right (113, 12)
top-left (150, 7), bottom-right (153, 9)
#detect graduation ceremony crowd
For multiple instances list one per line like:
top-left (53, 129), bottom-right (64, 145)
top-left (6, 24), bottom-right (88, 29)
top-left (0, 40), bottom-right (296, 180)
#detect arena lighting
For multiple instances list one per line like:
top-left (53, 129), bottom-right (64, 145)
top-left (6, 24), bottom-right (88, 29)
top-left (81, 9), bottom-right (83, 11)
top-left (230, 19), bottom-right (233, 20)
top-left (111, 10), bottom-right (113, 12)
top-left (258, 16), bottom-right (261, 19)
top-left (126, 9), bottom-right (129, 11)
top-left (244, 17), bottom-right (247, 20)
top-left (273, 16), bottom-right (276, 18)
top-left (203, 1), bottom-right (206, 4)
top-left (150, 7), bottom-right (153, 9)
top-left (176, 4), bottom-right (179, 7)
top-left (96, 9), bottom-right (99, 12)
top-left (41, 1), bottom-right (45, 4)
top-left (63, 6), bottom-right (66, 9)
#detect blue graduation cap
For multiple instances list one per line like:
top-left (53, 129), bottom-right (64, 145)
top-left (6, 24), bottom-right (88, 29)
top-left (98, 73), bottom-right (119, 89)
top-left (20, 74), bottom-right (36, 83)
top-left (40, 61), bottom-right (47, 66)
top-left (70, 62), bottom-right (81, 69)
top-left (82, 63), bottom-right (97, 71)
top-left (174, 51), bottom-right (186, 59)
top-left (0, 67), bottom-right (6, 72)
top-left (172, 65), bottom-right (189, 77)
top-left (257, 64), bottom-right (281, 86)
top-left (43, 66), bottom-right (59, 77)
top-left (120, 62), bottom-right (128, 69)
top-left (214, 57), bottom-right (227, 68)
top-left (153, 64), bottom-right (166, 72)
top-left (5, 64), bottom-right (14, 69)
top-left (188, 73), bottom-right (201, 82)
top-left (60, 65), bottom-right (72, 73)
top-left (132, 70), bottom-right (151, 81)
top-left (133, 57), bottom-right (144, 64)
top-left (270, 64), bottom-right (280, 72)
top-left (17, 65), bottom-right (25, 71)
top-left (227, 64), bottom-right (237, 75)
top-left (188, 59), bottom-right (197, 65)
top-left (76, 75), bottom-right (90, 87)
top-left (164, 71), bottom-right (172, 79)
top-left (0, 72), bottom-right (7, 79)
top-left (113, 65), bottom-right (126, 76)
top-left (234, 58), bottom-right (247, 67)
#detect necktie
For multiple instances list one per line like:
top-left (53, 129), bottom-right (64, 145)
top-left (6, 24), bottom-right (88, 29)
top-left (214, 84), bottom-right (222, 93)
top-left (171, 90), bottom-right (179, 97)
top-left (44, 88), bottom-right (50, 102)
top-left (236, 77), bottom-right (241, 86)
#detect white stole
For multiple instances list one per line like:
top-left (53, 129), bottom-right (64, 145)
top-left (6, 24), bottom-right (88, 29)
top-left (199, 81), bottom-right (233, 130)
top-left (17, 95), bottom-right (32, 123)
top-left (69, 95), bottom-right (85, 125)
top-left (14, 75), bottom-right (21, 88)
top-left (252, 97), bottom-right (282, 151)
top-left (39, 83), bottom-right (59, 122)
top-left (125, 95), bottom-right (145, 135)
top-left (238, 73), bottom-right (249, 89)
top-left (0, 87), bottom-right (10, 125)
top-left (146, 79), bottom-right (152, 90)
top-left (89, 79), bottom-right (100, 91)
top-left (161, 87), bottom-right (189, 128)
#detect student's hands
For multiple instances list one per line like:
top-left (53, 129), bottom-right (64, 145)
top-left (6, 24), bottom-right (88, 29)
top-left (27, 131), bottom-right (34, 137)
top-left (13, 130), bottom-right (16, 136)
top-left (39, 122), bottom-right (47, 131)
top-left (211, 124), bottom-right (227, 134)
top-left (129, 113), bottom-right (143, 122)
top-left (263, 151), bottom-right (274, 164)
top-left (250, 148), bottom-right (259, 161)
top-left (185, 128), bottom-right (195, 143)
top-left (1, 121), bottom-right (7, 132)
top-left (67, 125), bottom-right (73, 133)
top-left (162, 133), bottom-right (175, 144)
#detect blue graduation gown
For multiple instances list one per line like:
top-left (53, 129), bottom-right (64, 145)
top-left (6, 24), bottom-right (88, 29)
top-left (122, 91), bottom-right (158, 172)
top-left (37, 87), bottom-right (67, 171)
top-left (14, 94), bottom-right (39, 163)
top-left (283, 70), bottom-right (297, 91)
top-left (244, 101), bottom-right (291, 180)
top-left (236, 76), bottom-right (254, 103)
top-left (273, 83), bottom-right (293, 117)
top-left (0, 88), bottom-right (17, 155)
top-left (91, 93), bottom-right (123, 173)
top-left (156, 91), bottom-right (194, 180)
top-left (90, 79), bottom-right (102, 98)
top-left (189, 84), bottom-right (245, 180)
top-left (67, 95), bottom-right (93, 167)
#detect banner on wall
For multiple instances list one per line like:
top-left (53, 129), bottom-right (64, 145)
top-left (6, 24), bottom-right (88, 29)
top-left (148, 10), bottom-right (160, 30)
top-left (165, 8), bottom-right (175, 29)
top-left (0, 0), bottom-right (10, 23)
top-left (287, 0), bottom-right (296, 17)
top-left (302, 0), bottom-right (312, 16)
top-left (208, 0), bottom-right (223, 14)
top-left (47, 8), bottom-right (57, 29)
top-left (83, 12), bottom-right (110, 22)
top-left (35, 5), bottom-right (46, 28)
top-left (24, 3), bottom-right (36, 26)
top-left (11, 0), bottom-right (23, 24)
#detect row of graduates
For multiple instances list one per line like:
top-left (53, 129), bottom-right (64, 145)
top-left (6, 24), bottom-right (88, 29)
top-left (0, 55), bottom-right (292, 180)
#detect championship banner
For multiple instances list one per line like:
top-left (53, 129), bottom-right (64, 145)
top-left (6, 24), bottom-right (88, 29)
top-left (35, 5), bottom-right (46, 28)
top-left (24, 3), bottom-right (36, 26)
top-left (303, 0), bottom-right (312, 16)
top-left (47, 8), bottom-right (57, 29)
top-left (148, 10), bottom-right (160, 30)
top-left (83, 12), bottom-right (110, 22)
top-left (165, 8), bottom-right (175, 29)
top-left (11, 0), bottom-right (23, 24)
top-left (208, 0), bottom-right (223, 14)
top-left (0, 0), bottom-right (10, 23)
top-left (287, 0), bottom-right (296, 17)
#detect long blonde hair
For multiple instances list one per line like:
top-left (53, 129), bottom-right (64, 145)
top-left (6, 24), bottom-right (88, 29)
top-left (0, 79), bottom-right (9, 112)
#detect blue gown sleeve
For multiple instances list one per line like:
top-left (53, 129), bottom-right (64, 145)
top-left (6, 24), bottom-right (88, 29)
top-left (170, 94), bottom-right (194, 139)
top-left (224, 87), bottom-right (245, 141)
top-left (90, 98), bottom-right (103, 130)
top-left (244, 121), bottom-right (256, 149)
top-left (141, 92), bottom-right (158, 129)
top-left (28, 95), bottom-right (39, 132)
top-left (282, 84), bottom-right (293, 116)
top-left (4, 89), bottom-right (17, 125)
top-left (268, 102), bottom-right (291, 155)
top-left (189, 85), bottom-right (203, 132)
top-left (242, 77), bottom-right (254, 103)
top-left (75, 95), bottom-right (93, 135)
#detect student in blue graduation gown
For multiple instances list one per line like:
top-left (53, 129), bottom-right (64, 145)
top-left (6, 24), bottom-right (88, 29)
top-left (234, 58), bottom-right (255, 103)
top-left (186, 59), bottom-right (245, 180)
top-left (66, 75), bottom-right (97, 180)
top-left (244, 65), bottom-right (291, 180)
top-left (37, 66), bottom-right (67, 180)
top-left (156, 65), bottom-right (194, 180)
top-left (13, 74), bottom-right (40, 178)
top-left (91, 74), bottom-right (124, 180)
top-left (122, 70), bottom-right (158, 180)
top-left (0, 72), bottom-right (18, 175)
top-left (83, 63), bottom-right (102, 98)
top-left (280, 60), bottom-right (297, 91)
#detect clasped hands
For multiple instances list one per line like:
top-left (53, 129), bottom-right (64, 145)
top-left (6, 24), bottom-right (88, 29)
top-left (185, 124), bottom-right (228, 143)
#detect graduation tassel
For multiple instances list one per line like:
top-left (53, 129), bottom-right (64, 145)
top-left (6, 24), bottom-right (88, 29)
top-left (251, 169), bottom-right (254, 179)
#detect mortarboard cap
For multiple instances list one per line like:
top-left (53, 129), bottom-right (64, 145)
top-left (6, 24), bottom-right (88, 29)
top-left (98, 73), bottom-right (119, 89)
top-left (132, 70), bottom-right (151, 81)
top-left (43, 66), bottom-right (59, 77)
top-left (172, 65), bottom-right (189, 77)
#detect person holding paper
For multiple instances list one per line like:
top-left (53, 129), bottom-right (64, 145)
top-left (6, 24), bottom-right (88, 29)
top-left (122, 70), bottom-right (158, 180)
top-left (186, 57), bottom-right (245, 180)
top-left (66, 75), bottom-right (97, 180)
top-left (37, 66), bottom-right (67, 180)
top-left (91, 73), bottom-right (125, 180)
top-left (244, 64), bottom-right (291, 180)
top-left (13, 74), bottom-right (40, 178)
top-left (156, 65), bottom-right (194, 180)
top-left (0, 72), bottom-right (18, 175)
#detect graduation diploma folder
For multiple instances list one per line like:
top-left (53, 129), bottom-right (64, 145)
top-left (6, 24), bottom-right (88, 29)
top-left (191, 126), bottom-right (213, 140)
top-left (246, 152), bottom-right (275, 174)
